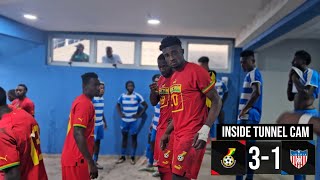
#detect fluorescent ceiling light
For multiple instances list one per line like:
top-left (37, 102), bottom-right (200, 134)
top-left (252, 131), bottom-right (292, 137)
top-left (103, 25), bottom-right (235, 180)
top-left (148, 19), bottom-right (160, 25)
top-left (23, 14), bottom-right (37, 20)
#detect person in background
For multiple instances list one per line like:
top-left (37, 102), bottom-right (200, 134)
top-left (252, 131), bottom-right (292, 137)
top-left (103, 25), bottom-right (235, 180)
top-left (198, 56), bottom-right (216, 111)
top-left (70, 43), bottom-right (89, 62)
top-left (102, 46), bottom-right (122, 68)
top-left (92, 81), bottom-right (107, 170)
top-left (139, 74), bottom-right (160, 175)
top-left (12, 84), bottom-right (35, 116)
top-left (0, 86), bottom-right (48, 180)
top-left (61, 72), bottom-right (100, 180)
top-left (116, 81), bottom-right (148, 165)
top-left (286, 50), bottom-right (319, 180)
top-left (7, 89), bottom-right (16, 102)
top-left (237, 50), bottom-right (263, 180)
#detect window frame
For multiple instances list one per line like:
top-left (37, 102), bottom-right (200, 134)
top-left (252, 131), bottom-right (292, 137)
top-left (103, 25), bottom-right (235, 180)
top-left (47, 33), bottom-right (233, 72)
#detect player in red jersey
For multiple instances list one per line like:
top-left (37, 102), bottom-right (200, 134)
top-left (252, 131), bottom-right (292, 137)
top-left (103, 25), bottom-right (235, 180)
top-left (61, 72), bottom-right (100, 180)
top-left (0, 87), bottom-right (48, 180)
top-left (159, 36), bottom-right (222, 180)
top-left (12, 84), bottom-right (35, 116)
top-left (150, 54), bottom-right (174, 180)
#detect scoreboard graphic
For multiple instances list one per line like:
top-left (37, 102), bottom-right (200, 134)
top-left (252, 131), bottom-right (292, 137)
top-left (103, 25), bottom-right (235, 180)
top-left (211, 124), bottom-right (316, 175)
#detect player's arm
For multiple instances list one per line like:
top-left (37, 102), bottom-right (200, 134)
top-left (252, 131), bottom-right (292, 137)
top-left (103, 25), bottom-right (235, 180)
top-left (160, 119), bottom-right (173, 150)
top-left (0, 132), bottom-right (21, 180)
top-left (3, 165), bottom-right (21, 180)
top-left (116, 103), bottom-right (124, 117)
top-left (138, 101), bottom-right (148, 116)
top-left (292, 73), bottom-right (315, 96)
top-left (73, 127), bottom-right (94, 163)
top-left (277, 112), bottom-right (320, 136)
top-left (73, 103), bottom-right (98, 179)
top-left (102, 114), bottom-right (107, 129)
top-left (287, 69), bottom-right (295, 101)
top-left (239, 82), bottom-right (261, 118)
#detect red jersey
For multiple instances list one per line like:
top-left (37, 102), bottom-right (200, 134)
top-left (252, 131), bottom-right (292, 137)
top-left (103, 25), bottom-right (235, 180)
top-left (0, 109), bottom-right (48, 180)
top-left (157, 75), bottom-right (172, 130)
top-left (61, 94), bottom-right (95, 167)
top-left (170, 62), bottom-right (215, 137)
top-left (12, 97), bottom-right (35, 116)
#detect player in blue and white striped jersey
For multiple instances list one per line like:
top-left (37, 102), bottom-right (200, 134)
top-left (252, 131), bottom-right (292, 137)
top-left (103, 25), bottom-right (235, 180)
top-left (286, 50), bottom-right (319, 180)
top-left (116, 81), bottom-right (148, 165)
top-left (92, 81), bottom-right (107, 169)
top-left (140, 74), bottom-right (160, 174)
top-left (237, 50), bottom-right (263, 180)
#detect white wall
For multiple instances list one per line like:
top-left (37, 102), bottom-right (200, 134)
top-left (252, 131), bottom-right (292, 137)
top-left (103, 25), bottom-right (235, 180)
top-left (256, 39), bottom-right (320, 124)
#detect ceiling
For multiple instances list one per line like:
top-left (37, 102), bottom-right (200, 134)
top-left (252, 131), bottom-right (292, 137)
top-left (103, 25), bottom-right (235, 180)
top-left (256, 15), bottom-right (320, 51)
top-left (0, 0), bottom-right (306, 46)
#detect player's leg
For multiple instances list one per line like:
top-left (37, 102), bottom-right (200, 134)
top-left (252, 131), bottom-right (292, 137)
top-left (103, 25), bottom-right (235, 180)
top-left (171, 135), bottom-right (205, 180)
top-left (139, 131), bottom-right (155, 172)
top-left (172, 173), bottom-right (190, 180)
top-left (117, 121), bottom-right (129, 164)
top-left (130, 121), bottom-right (139, 165)
top-left (93, 125), bottom-right (104, 169)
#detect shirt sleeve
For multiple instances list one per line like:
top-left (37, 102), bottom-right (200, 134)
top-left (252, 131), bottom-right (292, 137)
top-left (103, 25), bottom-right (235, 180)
top-left (249, 70), bottom-right (262, 86)
top-left (25, 102), bottom-right (35, 116)
top-left (117, 95), bottom-right (123, 104)
top-left (72, 102), bottom-right (93, 128)
top-left (0, 130), bottom-right (20, 171)
top-left (305, 70), bottom-right (319, 88)
top-left (195, 66), bottom-right (215, 94)
top-left (136, 93), bottom-right (145, 103)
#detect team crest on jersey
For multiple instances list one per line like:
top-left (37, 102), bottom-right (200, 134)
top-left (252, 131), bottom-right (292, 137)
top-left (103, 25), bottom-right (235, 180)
top-left (0, 155), bottom-right (8, 161)
top-left (290, 149), bottom-right (308, 169)
top-left (164, 150), bottom-right (171, 159)
top-left (177, 151), bottom-right (187, 162)
top-left (174, 165), bottom-right (183, 170)
top-left (170, 84), bottom-right (182, 93)
top-left (162, 161), bottom-right (169, 165)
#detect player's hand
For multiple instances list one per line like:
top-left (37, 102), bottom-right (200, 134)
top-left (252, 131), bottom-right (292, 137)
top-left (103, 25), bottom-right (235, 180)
top-left (192, 133), bottom-right (207, 150)
top-left (88, 160), bottom-right (98, 179)
top-left (120, 113), bottom-right (126, 118)
top-left (132, 113), bottom-right (141, 118)
top-left (149, 82), bottom-right (158, 93)
top-left (238, 109), bottom-right (247, 119)
top-left (104, 123), bottom-right (107, 130)
top-left (160, 133), bottom-right (170, 151)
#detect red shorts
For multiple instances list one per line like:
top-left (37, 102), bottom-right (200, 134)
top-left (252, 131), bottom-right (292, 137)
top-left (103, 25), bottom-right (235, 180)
top-left (0, 171), bottom-right (4, 180)
top-left (171, 134), bottom-right (206, 179)
top-left (155, 128), bottom-right (174, 169)
top-left (62, 163), bottom-right (90, 180)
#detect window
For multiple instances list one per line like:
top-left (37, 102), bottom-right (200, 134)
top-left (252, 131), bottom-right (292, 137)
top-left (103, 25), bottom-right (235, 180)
top-left (52, 38), bottom-right (90, 62)
top-left (141, 41), bottom-right (161, 66)
top-left (96, 40), bottom-right (135, 64)
top-left (49, 34), bottom-right (232, 71)
top-left (187, 43), bottom-right (229, 69)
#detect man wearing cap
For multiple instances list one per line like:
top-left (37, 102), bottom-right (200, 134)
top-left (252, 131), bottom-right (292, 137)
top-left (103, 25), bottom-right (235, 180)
top-left (70, 43), bottom-right (89, 62)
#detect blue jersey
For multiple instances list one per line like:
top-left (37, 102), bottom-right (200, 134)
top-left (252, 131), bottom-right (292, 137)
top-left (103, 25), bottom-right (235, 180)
top-left (118, 92), bottom-right (144, 122)
top-left (239, 68), bottom-right (263, 120)
top-left (215, 79), bottom-right (228, 99)
top-left (293, 68), bottom-right (319, 98)
top-left (152, 103), bottom-right (160, 130)
top-left (92, 96), bottom-right (104, 126)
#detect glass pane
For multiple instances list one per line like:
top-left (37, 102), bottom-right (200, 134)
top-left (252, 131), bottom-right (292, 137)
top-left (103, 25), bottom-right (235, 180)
top-left (188, 43), bottom-right (229, 69)
top-left (97, 40), bottom-right (135, 64)
top-left (52, 38), bottom-right (90, 62)
top-left (141, 41), bottom-right (161, 66)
